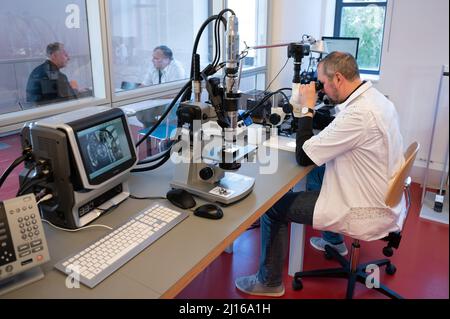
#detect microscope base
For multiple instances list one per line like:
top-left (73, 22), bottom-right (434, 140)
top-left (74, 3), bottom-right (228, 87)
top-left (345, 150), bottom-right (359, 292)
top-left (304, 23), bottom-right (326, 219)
top-left (171, 172), bottom-right (255, 205)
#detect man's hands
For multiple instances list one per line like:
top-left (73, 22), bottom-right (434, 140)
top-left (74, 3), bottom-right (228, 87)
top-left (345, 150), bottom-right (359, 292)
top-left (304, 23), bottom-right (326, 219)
top-left (290, 82), bottom-right (318, 118)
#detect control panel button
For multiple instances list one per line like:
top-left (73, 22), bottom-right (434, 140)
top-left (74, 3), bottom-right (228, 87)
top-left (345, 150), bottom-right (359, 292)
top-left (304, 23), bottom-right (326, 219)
top-left (18, 244), bottom-right (30, 252)
top-left (32, 246), bottom-right (43, 253)
top-left (31, 240), bottom-right (42, 247)
top-left (19, 250), bottom-right (31, 258)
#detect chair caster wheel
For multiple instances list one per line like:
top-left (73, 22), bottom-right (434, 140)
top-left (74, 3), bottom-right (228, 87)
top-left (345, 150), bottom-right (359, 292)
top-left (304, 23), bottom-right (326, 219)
top-left (386, 264), bottom-right (397, 275)
top-left (383, 247), bottom-right (394, 257)
top-left (324, 250), bottom-right (333, 260)
top-left (292, 277), bottom-right (303, 291)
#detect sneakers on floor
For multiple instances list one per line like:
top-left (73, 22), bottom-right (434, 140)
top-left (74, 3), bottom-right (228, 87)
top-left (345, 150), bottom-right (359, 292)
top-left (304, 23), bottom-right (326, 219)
top-left (235, 274), bottom-right (285, 297)
top-left (310, 237), bottom-right (348, 256)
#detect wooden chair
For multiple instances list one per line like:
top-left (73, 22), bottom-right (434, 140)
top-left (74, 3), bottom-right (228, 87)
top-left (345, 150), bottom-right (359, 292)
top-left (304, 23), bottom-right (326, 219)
top-left (292, 142), bottom-right (420, 299)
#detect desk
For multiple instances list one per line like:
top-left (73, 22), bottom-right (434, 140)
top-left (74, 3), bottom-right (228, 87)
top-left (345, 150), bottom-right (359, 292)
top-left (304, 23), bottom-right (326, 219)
top-left (2, 149), bottom-right (312, 299)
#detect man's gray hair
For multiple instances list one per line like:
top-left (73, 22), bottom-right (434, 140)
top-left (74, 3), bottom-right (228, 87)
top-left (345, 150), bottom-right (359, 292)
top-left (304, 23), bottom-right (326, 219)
top-left (46, 42), bottom-right (63, 57)
top-left (319, 51), bottom-right (360, 81)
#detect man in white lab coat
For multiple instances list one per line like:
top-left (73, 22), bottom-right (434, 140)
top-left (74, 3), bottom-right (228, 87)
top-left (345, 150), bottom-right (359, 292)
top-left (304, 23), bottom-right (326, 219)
top-left (142, 45), bottom-right (185, 86)
top-left (235, 52), bottom-right (405, 297)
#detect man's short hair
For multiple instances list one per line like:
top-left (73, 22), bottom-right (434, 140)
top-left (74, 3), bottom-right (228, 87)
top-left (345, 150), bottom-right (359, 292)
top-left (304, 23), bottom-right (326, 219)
top-left (46, 42), bottom-right (63, 57)
top-left (154, 45), bottom-right (173, 61)
top-left (319, 51), bottom-right (360, 81)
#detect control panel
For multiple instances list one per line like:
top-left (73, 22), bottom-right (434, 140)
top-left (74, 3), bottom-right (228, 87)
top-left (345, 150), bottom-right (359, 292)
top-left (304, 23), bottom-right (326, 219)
top-left (0, 195), bottom-right (50, 283)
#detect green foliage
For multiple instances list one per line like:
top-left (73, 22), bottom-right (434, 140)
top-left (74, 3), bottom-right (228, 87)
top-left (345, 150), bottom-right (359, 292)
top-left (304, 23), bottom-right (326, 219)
top-left (340, 5), bottom-right (386, 71)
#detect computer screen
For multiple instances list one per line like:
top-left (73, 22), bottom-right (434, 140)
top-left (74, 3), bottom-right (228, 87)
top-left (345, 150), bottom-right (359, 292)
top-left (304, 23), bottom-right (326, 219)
top-left (70, 108), bottom-right (137, 187)
top-left (322, 36), bottom-right (360, 59)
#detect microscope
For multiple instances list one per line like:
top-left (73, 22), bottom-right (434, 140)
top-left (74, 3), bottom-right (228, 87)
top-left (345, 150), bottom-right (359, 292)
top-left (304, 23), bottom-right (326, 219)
top-left (269, 43), bottom-right (311, 128)
top-left (170, 13), bottom-right (257, 205)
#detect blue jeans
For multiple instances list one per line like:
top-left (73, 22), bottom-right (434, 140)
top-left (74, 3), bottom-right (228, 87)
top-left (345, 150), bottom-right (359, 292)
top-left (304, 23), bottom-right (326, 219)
top-left (257, 191), bottom-right (319, 286)
top-left (306, 165), bottom-right (343, 245)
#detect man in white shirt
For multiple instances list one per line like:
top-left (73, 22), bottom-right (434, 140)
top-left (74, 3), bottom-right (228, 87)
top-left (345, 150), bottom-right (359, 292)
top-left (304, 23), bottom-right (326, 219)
top-left (142, 45), bottom-right (186, 86)
top-left (235, 52), bottom-right (405, 297)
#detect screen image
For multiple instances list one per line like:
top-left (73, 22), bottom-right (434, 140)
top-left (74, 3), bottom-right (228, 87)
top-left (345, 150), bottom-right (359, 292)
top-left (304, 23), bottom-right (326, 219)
top-left (77, 117), bottom-right (133, 180)
top-left (322, 37), bottom-right (359, 59)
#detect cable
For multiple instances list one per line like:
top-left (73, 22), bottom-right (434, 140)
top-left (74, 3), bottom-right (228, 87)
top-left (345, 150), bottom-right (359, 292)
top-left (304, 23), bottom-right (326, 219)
top-left (17, 176), bottom-right (49, 197)
top-left (266, 57), bottom-right (290, 92)
top-left (0, 153), bottom-right (29, 190)
top-left (129, 195), bottom-right (167, 201)
top-left (37, 194), bottom-right (53, 206)
top-left (42, 219), bottom-right (113, 232)
top-left (135, 79), bottom-right (191, 148)
top-left (17, 163), bottom-right (37, 196)
top-left (36, 194), bottom-right (114, 231)
top-left (131, 150), bottom-right (171, 173)
top-left (241, 88), bottom-right (292, 120)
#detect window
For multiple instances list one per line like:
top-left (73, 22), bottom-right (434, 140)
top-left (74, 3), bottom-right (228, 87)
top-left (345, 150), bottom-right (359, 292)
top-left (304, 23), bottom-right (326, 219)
top-left (0, 0), bottom-right (94, 116)
top-left (334, 0), bottom-right (388, 74)
top-left (108, 0), bottom-right (208, 93)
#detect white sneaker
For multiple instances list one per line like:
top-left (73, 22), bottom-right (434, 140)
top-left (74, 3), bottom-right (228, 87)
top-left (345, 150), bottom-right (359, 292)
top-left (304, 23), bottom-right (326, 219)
top-left (310, 237), bottom-right (348, 256)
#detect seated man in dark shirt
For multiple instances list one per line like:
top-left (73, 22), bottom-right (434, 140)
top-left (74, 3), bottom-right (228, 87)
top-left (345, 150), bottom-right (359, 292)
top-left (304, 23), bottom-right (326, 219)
top-left (26, 42), bottom-right (78, 105)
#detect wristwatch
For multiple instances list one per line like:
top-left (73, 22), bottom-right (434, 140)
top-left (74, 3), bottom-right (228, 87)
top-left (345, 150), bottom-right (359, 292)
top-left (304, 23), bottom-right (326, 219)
top-left (301, 106), bottom-right (315, 117)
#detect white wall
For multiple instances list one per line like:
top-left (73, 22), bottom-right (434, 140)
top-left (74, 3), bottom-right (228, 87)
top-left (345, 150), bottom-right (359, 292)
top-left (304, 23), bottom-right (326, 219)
top-left (269, 0), bottom-right (449, 184)
top-left (376, 0), bottom-right (449, 178)
top-left (268, 0), bottom-right (326, 90)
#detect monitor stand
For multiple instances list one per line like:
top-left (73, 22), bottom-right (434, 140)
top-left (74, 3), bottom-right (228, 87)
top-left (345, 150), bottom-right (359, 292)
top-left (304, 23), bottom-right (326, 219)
top-left (0, 267), bottom-right (44, 296)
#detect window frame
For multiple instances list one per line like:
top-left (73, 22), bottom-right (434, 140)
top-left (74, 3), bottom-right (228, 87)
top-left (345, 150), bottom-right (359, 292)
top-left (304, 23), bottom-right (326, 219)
top-left (334, 0), bottom-right (388, 75)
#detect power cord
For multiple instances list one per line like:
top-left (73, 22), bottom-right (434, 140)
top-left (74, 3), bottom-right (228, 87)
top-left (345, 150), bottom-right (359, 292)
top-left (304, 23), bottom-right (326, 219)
top-left (129, 195), bottom-right (167, 201)
top-left (37, 193), bottom-right (114, 232)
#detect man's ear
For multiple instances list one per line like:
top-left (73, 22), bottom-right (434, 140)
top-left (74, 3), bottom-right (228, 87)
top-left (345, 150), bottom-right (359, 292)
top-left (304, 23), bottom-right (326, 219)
top-left (334, 72), bottom-right (345, 86)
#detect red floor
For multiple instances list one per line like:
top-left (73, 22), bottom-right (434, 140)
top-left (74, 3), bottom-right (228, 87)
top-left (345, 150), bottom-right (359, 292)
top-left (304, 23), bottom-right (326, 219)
top-left (1, 135), bottom-right (449, 299)
top-left (176, 182), bottom-right (449, 299)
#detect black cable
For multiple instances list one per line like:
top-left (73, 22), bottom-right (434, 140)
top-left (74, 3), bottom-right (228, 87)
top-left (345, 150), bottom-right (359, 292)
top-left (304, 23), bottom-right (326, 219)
top-left (212, 9), bottom-right (236, 68)
top-left (182, 15), bottom-right (227, 102)
top-left (0, 153), bottom-right (29, 190)
top-left (137, 142), bottom-right (174, 165)
top-left (129, 195), bottom-right (167, 201)
top-left (131, 150), bottom-right (171, 173)
top-left (17, 177), bottom-right (48, 197)
top-left (266, 57), bottom-right (290, 92)
top-left (239, 88), bottom-right (293, 121)
top-left (135, 80), bottom-right (191, 148)
top-left (17, 163), bottom-right (37, 196)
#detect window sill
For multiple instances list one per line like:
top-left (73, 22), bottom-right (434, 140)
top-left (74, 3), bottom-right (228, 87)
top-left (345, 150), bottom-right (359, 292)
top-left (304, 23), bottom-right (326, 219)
top-left (361, 73), bottom-right (380, 83)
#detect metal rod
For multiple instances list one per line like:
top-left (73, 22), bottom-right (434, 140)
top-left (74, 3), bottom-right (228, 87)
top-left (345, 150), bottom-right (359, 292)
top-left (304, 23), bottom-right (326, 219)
top-left (421, 65), bottom-right (448, 204)
top-left (248, 43), bottom-right (290, 50)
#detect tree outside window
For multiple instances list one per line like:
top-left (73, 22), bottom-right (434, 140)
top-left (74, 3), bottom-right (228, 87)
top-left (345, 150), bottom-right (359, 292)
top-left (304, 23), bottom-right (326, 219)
top-left (335, 0), bottom-right (388, 74)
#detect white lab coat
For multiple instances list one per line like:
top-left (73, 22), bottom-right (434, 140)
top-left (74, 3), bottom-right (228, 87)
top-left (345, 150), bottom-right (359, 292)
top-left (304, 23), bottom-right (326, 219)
top-left (303, 82), bottom-right (406, 241)
top-left (142, 60), bottom-right (186, 86)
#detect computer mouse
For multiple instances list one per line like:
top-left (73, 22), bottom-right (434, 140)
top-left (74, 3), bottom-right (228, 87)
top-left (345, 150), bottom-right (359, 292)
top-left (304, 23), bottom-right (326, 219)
top-left (166, 189), bottom-right (196, 210)
top-left (194, 204), bottom-right (224, 220)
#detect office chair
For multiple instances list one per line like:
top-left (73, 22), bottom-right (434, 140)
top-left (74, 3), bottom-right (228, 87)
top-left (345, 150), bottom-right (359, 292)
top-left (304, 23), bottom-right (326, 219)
top-left (293, 142), bottom-right (420, 299)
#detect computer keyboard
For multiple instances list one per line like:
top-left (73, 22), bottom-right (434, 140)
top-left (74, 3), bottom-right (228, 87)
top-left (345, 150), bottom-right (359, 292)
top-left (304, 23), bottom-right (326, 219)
top-left (54, 204), bottom-right (188, 288)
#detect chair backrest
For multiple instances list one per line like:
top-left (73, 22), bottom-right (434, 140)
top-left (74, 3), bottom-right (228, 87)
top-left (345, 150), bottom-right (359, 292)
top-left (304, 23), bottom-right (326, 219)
top-left (385, 142), bottom-right (420, 207)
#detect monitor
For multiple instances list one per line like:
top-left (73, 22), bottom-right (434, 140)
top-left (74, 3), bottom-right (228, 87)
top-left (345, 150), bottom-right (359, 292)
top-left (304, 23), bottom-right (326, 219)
top-left (322, 36), bottom-right (360, 59)
top-left (26, 106), bottom-right (137, 190)
top-left (21, 107), bottom-right (138, 229)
